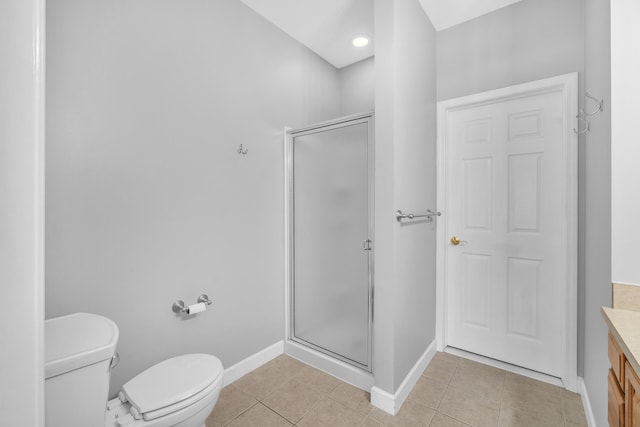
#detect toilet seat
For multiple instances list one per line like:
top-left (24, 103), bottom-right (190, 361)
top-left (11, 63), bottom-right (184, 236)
top-left (120, 354), bottom-right (223, 421)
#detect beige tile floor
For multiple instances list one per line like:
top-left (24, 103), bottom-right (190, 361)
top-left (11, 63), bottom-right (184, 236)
top-left (206, 352), bottom-right (588, 427)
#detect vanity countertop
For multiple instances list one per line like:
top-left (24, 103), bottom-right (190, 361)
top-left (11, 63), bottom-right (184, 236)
top-left (602, 306), bottom-right (640, 376)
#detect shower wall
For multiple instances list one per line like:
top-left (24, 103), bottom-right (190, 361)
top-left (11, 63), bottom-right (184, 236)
top-left (46, 0), bottom-right (341, 396)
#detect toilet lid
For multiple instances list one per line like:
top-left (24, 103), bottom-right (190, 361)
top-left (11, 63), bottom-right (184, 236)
top-left (122, 353), bottom-right (223, 416)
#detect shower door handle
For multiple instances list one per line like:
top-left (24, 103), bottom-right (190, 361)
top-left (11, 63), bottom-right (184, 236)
top-left (363, 239), bottom-right (372, 251)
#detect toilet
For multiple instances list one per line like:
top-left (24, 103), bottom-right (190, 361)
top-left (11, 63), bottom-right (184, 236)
top-left (45, 312), bottom-right (223, 427)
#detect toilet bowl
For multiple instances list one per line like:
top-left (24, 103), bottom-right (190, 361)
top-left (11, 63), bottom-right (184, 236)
top-left (45, 313), bottom-right (223, 427)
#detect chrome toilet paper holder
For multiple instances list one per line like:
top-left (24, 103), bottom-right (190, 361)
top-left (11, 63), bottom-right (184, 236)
top-left (172, 294), bottom-right (212, 314)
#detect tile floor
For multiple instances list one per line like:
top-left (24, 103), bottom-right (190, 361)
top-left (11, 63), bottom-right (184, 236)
top-left (205, 352), bottom-right (588, 427)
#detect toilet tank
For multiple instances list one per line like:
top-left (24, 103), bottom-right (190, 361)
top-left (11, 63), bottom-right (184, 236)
top-left (45, 313), bottom-right (119, 427)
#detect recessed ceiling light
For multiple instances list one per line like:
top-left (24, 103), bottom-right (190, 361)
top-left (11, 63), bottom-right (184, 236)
top-left (352, 36), bottom-right (369, 47)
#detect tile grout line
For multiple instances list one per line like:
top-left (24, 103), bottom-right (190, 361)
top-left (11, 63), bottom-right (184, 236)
top-left (427, 358), bottom-right (451, 423)
top-left (263, 374), bottom-right (337, 425)
top-left (221, 399), bottom-right (261, 427)
top-left (560, 390), bottom-right (568, 427)
top-left (356, 406), bottom-right (376, 427)
top-left (290, 393), bottom-right (326, 426)
top-left (258, 402), bottom-right (297, 426)
top-left (427, 355), bottom-right (469, 426)
top-left (447, 357), bottom-right (474, 427)
top-left (428, 374), bottom-right (449, 427)
top-left (432, 371), bottom-right (448, 412)
top-left (272, 367), bottom-right (371, 426)
top-left (496, 371), bottom-right (506, 427)
top-left (325, 392), bottom-right (372, 415)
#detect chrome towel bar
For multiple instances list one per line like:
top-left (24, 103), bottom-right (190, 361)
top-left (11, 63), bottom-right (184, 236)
top-left (396, 209), bottom-right (442, 222)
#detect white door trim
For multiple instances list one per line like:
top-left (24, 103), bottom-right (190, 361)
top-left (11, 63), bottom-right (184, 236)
top-left (435, 73), bottom-right (579, 391)
top-left (1, 0), bottom-right (46, 424)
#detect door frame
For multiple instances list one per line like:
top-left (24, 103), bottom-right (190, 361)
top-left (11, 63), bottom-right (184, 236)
top-left (435, 73), bottom-right (579, 391)
top-left (1, 0), bottom-right (46, 424)
top-left (283, 112), bottom-right (375, 372)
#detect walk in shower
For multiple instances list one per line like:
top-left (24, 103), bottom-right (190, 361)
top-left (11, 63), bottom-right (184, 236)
top-left (285, 113), bottom-right (374, 382)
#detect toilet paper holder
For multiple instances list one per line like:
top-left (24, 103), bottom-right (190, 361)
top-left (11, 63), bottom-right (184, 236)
top-left (172, 294), bottom-right (212, 314)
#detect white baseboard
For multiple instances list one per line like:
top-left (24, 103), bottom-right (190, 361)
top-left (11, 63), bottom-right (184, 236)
top-left (370, 386), bottom-right (396, 414)
top-left (223, 341), bottom-right (284, 387)
top-left (371, 340), bottom-right (437, 415)
top-left (578, 377), bottom-right (597, 427)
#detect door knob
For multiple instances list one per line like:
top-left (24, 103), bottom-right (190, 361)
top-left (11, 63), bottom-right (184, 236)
top-left (450, 236), bottom-right (467, 245)
top-left (450, 236), bottom-right (469, 246)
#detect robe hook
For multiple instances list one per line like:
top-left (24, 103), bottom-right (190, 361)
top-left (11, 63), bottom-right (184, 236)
top-left (581, 92), bottom-right (604, 117)
top-left (573, 115), bottom-right (590, 135)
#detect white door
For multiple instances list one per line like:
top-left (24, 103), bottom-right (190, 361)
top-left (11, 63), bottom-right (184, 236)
top-left (445, 86), bottom-right (569, 377)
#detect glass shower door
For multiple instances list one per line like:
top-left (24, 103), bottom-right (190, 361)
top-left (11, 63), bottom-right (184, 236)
top-left (289, 115), bottom-right (373, 371)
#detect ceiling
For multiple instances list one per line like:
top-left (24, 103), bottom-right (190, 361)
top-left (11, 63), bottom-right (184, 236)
top-left (238, 0), bottom-right (374, 69)
top-left (419, 0), bottom-right (524, 32)
top-left (238, 0), bottom-right (524, 69)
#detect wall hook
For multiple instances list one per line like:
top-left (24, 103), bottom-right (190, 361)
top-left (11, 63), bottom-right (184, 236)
top-left (581, 92), bottom-right (604, 117)
top-left (573, 91), bottom-right (604, 134)
top-left (237, 144), bottom-right (248, 155)
top-left (573, 115), bottom-right (590, 135)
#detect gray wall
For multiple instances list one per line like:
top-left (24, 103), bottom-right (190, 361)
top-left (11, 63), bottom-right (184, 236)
top-left (373, 0), bottom-right (396, 393)
top-left (436, 0), bottom-right (586, 375)
top-left (583, 0), bottom-right (611, 425)
top-left (46, 0), bottom-right (340, 396)
top-left (374, 0), bottom-right (437, 393)
top-left (339, 57), bottom-right (375, 116)
top-left (391, 0), bottom-right (437, 388)
top-left (437, 0), bottom-right (585, 102)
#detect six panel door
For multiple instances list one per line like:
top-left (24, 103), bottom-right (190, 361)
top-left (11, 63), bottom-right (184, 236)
top-left (446, 90), bottom-right (564, 376)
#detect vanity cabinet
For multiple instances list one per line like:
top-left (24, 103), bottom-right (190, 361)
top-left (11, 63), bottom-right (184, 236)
top-left (610, 368), bottom-right (625, 427)
top-left (608, 330), bottom-right (640, 427)
top-left (610, 333), bottom-right (626, 384)
top-left (609, 332), bottom-right (626, 426)
top-left (627, 361), bottom-right (640, 427)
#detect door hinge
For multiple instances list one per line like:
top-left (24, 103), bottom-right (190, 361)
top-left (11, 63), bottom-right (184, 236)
top-left (363, 239), bottom-right (372, 251)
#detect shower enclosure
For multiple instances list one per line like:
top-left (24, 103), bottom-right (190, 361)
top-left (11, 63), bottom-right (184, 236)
top-left (286, 113), bottom-right (374, 372)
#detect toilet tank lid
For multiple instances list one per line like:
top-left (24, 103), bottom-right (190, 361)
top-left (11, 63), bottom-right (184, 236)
top-left (45, 312), bottom-right (119, 379)
top-left (122, 354), bottom-right (223, 416)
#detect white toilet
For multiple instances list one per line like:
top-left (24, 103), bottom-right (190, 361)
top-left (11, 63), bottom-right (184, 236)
top-left (45, 312), bottom-right (223, 427)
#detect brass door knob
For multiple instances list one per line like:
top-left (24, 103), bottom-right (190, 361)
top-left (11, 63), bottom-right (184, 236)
top-left (451, 236), bottom-right (461, 245)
